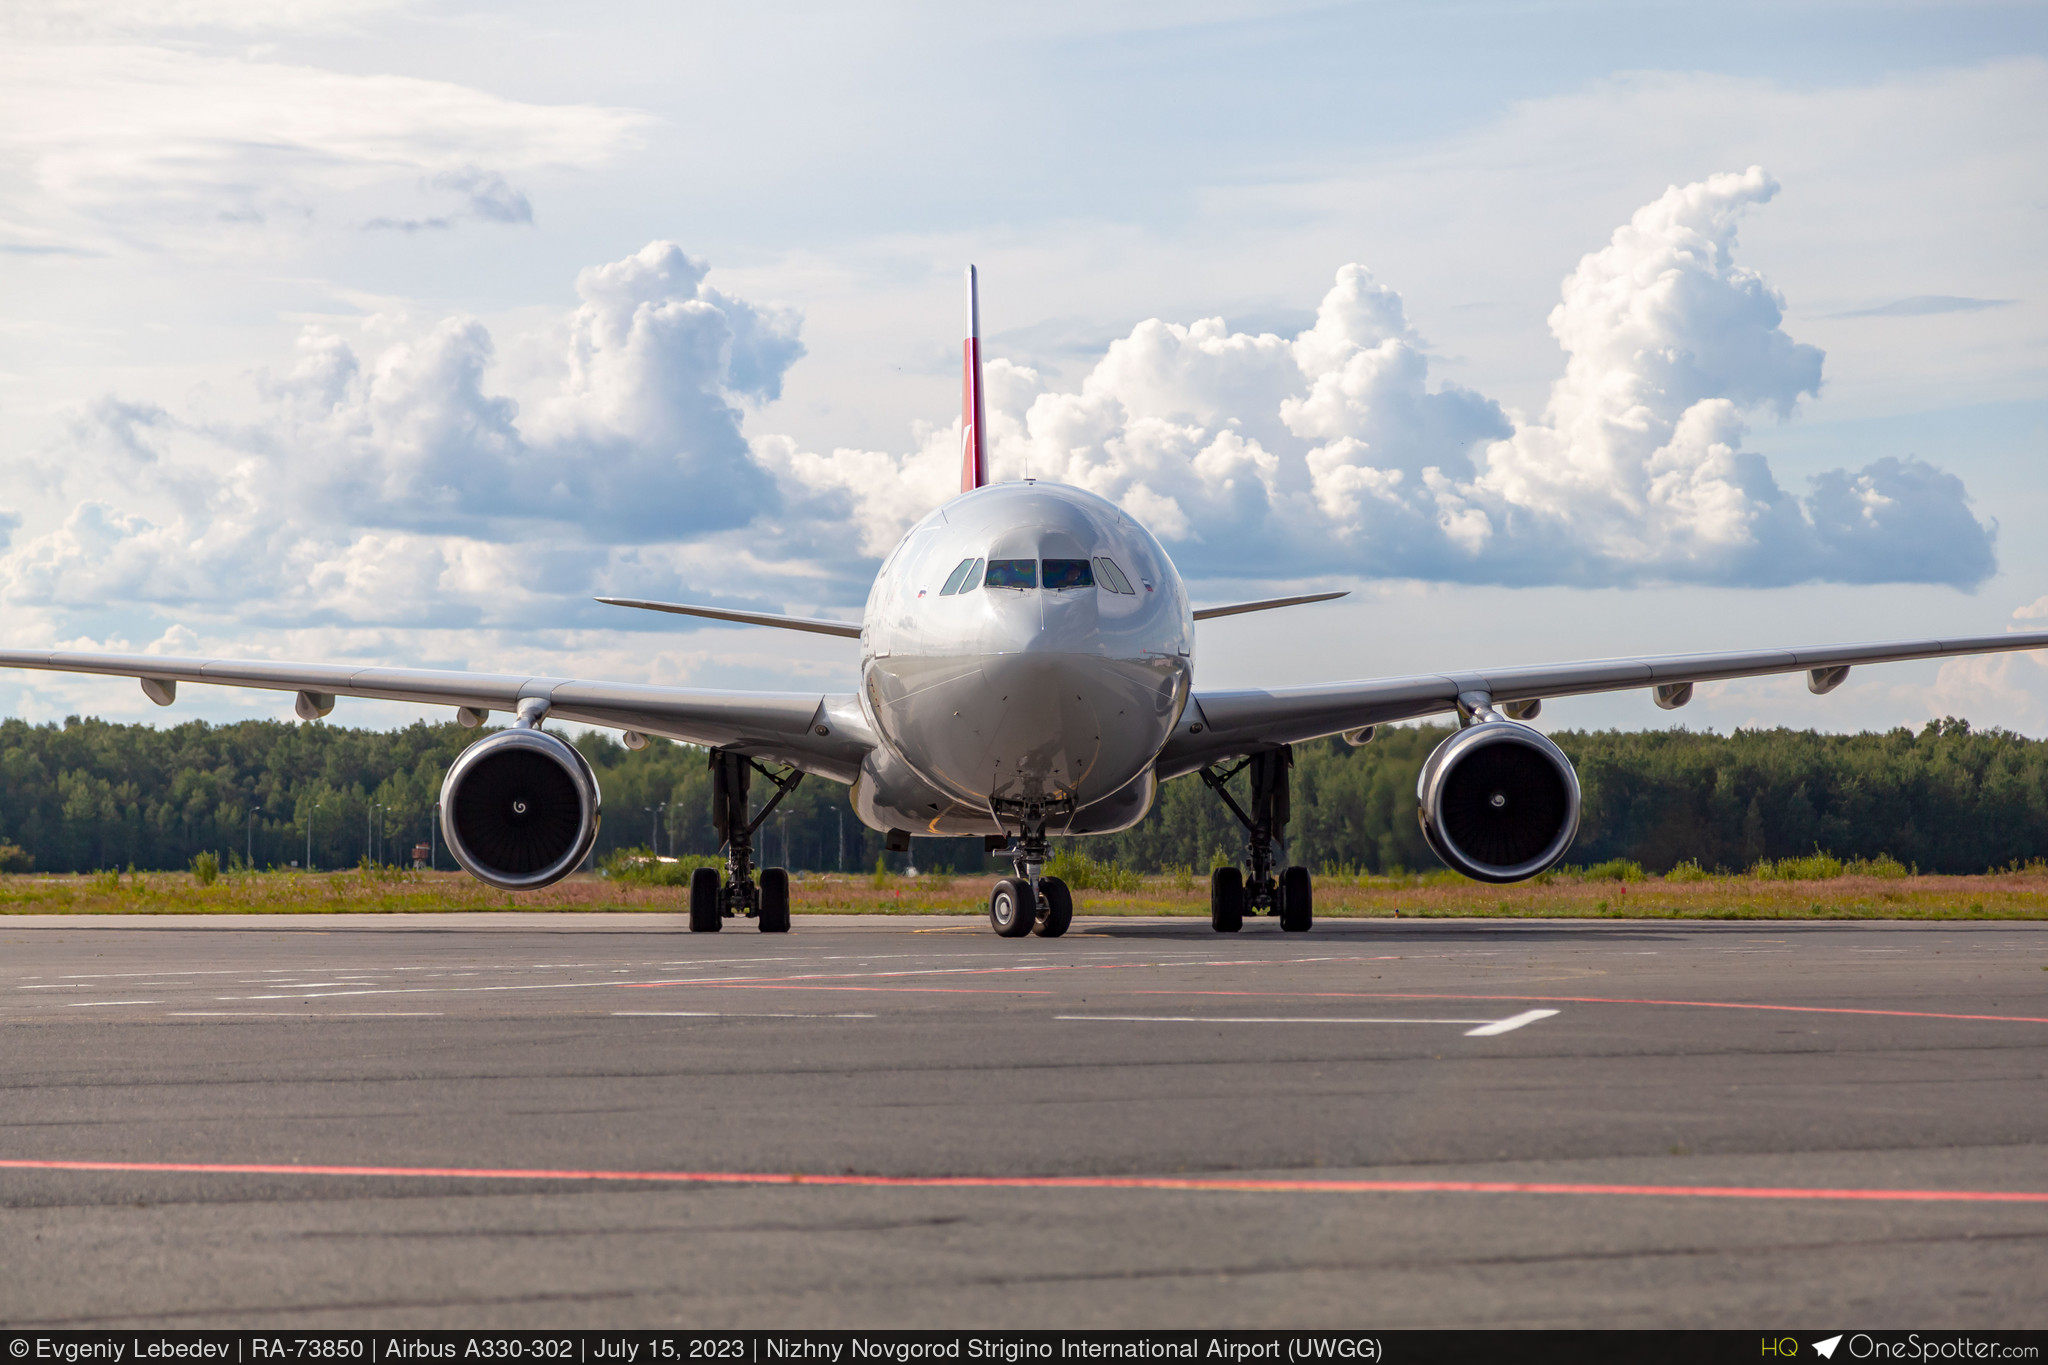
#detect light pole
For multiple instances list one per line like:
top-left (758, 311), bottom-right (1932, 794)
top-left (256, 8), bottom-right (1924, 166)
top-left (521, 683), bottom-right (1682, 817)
top-left (645, 802), bottom-right (665, 856)
top-left (306, 800), bottom-right (321, 873)
top-left (247, 805), bottom-right (261, 870)
top-left (430, 801), bottom-right (438, 872)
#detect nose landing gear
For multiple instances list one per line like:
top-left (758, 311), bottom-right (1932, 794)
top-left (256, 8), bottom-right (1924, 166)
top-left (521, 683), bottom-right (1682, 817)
top-left (986, 800), bottom-right (1075, 938)
top-left (691, 749), bottom-right (803, 933)
top-left (1200, 746), bottom-right (1313, 933)
top-left (989, 874), bottom-right (1074, 937)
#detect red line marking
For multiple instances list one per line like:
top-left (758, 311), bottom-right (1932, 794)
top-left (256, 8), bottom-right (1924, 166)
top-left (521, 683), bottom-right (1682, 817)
top-left (619, 984), bottom-right (1053, 995)
top-left (1120, 990), bottom-right (2048, 1025)
top-left (1, 1159), bottom-right (2043, 1204)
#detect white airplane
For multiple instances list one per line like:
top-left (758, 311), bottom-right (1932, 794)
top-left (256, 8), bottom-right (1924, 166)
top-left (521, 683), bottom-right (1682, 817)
top-left (7, 267), bottom-right (2047, 937)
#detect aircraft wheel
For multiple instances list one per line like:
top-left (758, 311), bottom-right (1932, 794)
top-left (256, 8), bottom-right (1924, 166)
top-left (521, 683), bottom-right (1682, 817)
top-left (759, 867), bottom-right (791, 933)
top-left (989, 878), bottom-right (1034, 937)
top-left (1210, 865), bottom-right (1244, 932)
top-left (1033, 876), bottom-right (1074, 937)
top-left (688, 867), bottom-right (722, 933)
top-left (1279, 865), bottom-right (1313, 932)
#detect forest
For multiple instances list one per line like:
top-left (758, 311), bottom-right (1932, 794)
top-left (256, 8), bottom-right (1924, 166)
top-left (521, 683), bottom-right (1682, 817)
top-left (0, 713), bottom-right (2043, 877)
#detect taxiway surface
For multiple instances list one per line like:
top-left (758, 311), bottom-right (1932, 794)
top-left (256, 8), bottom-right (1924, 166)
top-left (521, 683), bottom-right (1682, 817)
top-left (2, 912), bottom-right (2044, 1327)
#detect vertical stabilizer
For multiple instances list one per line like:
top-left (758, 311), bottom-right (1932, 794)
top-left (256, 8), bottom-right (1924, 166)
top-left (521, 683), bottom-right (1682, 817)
top-left (961, 265), bottom-right (989, 492)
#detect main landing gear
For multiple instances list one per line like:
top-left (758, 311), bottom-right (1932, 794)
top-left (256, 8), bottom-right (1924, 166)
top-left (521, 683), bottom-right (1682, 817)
top-left (689, 749), bottom-right (803, 934)
top-left (985, 801), bottom-right (1074, 939)
top-left (1200, 746), bottom-right (1313, 934)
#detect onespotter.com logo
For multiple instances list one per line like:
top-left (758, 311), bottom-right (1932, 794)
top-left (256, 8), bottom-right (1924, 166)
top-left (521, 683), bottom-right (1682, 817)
top-left (1773, 1336), bottom-right (2041, 1361)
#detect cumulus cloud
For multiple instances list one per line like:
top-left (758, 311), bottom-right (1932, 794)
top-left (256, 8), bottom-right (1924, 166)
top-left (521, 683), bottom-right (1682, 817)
top-left (256, 241), bottom-right (796, 541)
top-left (820, 168), bottom-right (1992, 588)
top-left (0, 242), bottom-right (805, 631)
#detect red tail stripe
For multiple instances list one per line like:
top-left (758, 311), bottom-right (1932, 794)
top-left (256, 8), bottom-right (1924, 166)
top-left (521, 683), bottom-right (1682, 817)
top-left (961, 265), bottom-right (987, 492)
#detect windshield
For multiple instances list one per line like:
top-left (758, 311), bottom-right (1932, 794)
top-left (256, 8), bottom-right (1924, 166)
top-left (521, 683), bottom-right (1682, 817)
top-left (939, 557), bottom-right (982, 596)
top-left (984, 559), bottom-right (1037, 590)
top-left (1042, 559), bottom-right (1094, 591)
top-left (1093, 557), bottom-right (1135, 594)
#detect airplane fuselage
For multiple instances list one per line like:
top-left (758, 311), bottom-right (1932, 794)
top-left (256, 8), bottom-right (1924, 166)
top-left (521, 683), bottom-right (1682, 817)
top-left (853, 481), bottom-right (1194, 838)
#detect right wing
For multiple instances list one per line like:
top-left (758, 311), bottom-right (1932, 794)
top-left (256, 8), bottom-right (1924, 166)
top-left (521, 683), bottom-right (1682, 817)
top-left (1192, 591), bottom-right (1348, 621)
top-left (1156, 629), bottom-right (2048, 778)
top-left (0, 649), bottom-right (877, 783)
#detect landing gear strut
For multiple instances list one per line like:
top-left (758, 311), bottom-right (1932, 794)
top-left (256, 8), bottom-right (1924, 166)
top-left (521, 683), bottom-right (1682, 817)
top-left (1200, 747), bottom-right (1312, 933)
top-left (986, 800), bottom-right (1074, 939)
top-left (690, 749), bottom-right (803, 933)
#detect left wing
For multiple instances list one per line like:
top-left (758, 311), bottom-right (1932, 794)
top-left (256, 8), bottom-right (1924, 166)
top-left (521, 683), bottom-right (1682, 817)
top-left (596, 597), bottom-right (863, 638)
top-left (0, 649), bottom-right (877, 783)
top-left (1156, 629), bottom-right (2048, 778)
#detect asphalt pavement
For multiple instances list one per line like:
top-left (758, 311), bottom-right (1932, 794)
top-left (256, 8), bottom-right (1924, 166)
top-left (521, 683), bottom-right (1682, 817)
top-left (2, 912), bottom-right (2044, 1328)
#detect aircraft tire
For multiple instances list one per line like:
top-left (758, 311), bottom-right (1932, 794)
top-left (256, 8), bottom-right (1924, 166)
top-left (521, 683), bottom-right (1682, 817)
top-left (1210, 866), bottom-right (1244, 932)
top-left (989, 878), bottom-right (1034, 937)
top-left (688, 867), bottom-right (722, 933)
top-left (1033, 876), bottom-right (1074, 937)
top-left (1279, 865), bottom-right (1313, 932)
top-left (759, 867), bottom-right (791, 933)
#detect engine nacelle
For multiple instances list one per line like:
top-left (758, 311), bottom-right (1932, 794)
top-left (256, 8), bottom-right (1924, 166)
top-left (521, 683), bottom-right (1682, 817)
top-left (1417, 720), bottom-right (1580, 883)
top-left (440, 729), bottom-right (602, 890)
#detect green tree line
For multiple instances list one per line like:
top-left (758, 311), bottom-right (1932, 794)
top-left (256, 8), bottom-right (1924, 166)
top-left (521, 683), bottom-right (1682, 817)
top-left (1, 713), bottom-right (2043, 876)
top-left (0, 715), bottom-right (907, 875)
top-left (1071, 717), bottom-right (2048, 876)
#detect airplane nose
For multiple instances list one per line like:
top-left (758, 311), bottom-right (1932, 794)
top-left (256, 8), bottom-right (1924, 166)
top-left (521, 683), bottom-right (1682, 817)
top-left (971, 649), bottom-right (1181, 805)
top-left (982, 581), bottom-right (1097, 654)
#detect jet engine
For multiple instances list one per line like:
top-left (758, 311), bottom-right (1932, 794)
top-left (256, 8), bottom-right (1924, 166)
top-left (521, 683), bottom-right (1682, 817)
top-left (440, 729), bottom-right (602, 890)
top-left (1417, 719), bottom-right (1580, 883)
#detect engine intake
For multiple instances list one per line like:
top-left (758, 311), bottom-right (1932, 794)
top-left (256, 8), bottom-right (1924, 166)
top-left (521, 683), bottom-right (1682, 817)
top-left (1417, 720), bottom-right (1580, 883)
top-left (440, 729), bottom-right (602, 890)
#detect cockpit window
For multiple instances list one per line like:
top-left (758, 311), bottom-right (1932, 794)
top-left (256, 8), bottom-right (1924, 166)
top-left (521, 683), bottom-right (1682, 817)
top-left (1042, 559), bottom-right (1094, 591)
top-left (1093, 556), bottom-right (1136, 594)
top-left (984, 559), bottom-right (1037, 590)
top-left (939, 557), bottom-right (981, 596)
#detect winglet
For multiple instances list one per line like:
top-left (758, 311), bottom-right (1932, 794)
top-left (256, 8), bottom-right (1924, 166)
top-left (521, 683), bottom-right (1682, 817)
top-left (961, 265), bottom-right (989, 492)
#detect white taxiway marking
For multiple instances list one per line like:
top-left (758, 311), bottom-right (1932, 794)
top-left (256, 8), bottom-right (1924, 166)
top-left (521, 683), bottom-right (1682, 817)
top-left (1058, 1008), bottom-right (1560, 1037)
top-left (65, 1000), bottom-right (161, 1008)
top-left (1462, 1009), bottom-right (1560, 1036)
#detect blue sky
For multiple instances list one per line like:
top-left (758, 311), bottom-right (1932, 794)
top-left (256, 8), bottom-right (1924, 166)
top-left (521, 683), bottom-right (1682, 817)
top-left (1, 1), bottom-right (2044, 737)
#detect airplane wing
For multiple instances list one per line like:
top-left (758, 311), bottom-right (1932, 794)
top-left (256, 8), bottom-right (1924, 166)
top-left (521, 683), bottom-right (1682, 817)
top-left (1155, 629), bottom-right (2048, 779)
top-left (595, 597), bottom-right (864, 638)
top-left (1191, 591), bottom-right (1348, 621)
top-left (0, 649), bottom-right (877, 783)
